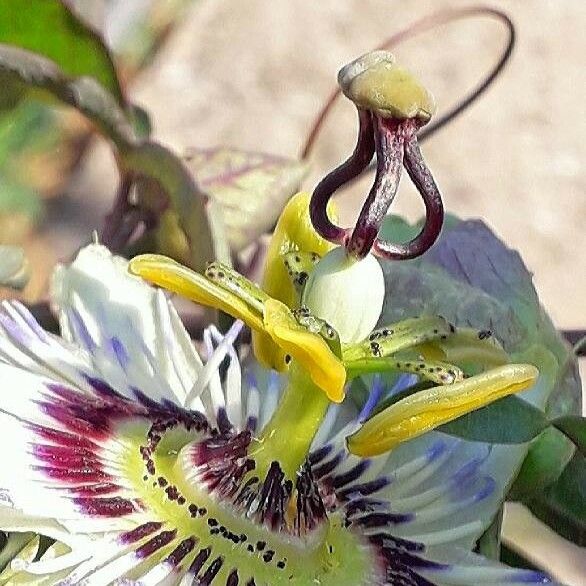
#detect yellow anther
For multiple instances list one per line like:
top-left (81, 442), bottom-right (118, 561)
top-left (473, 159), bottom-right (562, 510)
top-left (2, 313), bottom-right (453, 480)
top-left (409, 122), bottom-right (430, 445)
top-left (253, 192), bottom-right (336, 371)
top-left (129, 254), bottom-right (264, 331)
top-left (130, 253), bottom-right (346, 402)
top-left (263, 299), bottom-right (346, 403)
top-left (347, 364), bottom-right (539, 457)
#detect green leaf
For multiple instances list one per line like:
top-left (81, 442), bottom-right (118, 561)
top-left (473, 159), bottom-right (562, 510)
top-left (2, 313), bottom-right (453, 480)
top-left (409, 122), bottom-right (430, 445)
top-left (0, 46), bottom-right (217, 271)
top-left (438, 395), bottom-right (549, 444)
top-left (552, 415), bottom-right (586, 456)
top-left (508, 427), bottom-right (575, 500)
top-left (184, 147), bottom-right (308, 250)
top-left (0, 46), bottom-right (136, 146)
top-left (0, 174), bottom-right (42, 220)
top-left (377, 217), bottom-right (582, 499)
top-left (0, 0), bottom-right (123, 101)
top-left (527, 453), bottom-right (586, 546)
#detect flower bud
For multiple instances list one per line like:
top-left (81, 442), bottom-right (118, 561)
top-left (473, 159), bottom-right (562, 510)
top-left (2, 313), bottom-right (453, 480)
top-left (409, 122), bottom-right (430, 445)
top-left (302, 246), bottom-right (384, 344)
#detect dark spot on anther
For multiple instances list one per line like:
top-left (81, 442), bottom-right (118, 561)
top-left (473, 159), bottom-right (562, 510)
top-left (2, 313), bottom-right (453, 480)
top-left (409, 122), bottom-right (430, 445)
top-left (263, 550), bottom-right (275, 563)
top-left (284, 355), bottom-right (291, 365)
top-left (256, 541), bottom-right (266, 551)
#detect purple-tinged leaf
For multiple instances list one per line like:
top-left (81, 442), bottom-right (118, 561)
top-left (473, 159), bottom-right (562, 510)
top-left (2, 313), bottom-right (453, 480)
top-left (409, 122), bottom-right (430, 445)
top-left (184, 147), bottom-right (308, 250)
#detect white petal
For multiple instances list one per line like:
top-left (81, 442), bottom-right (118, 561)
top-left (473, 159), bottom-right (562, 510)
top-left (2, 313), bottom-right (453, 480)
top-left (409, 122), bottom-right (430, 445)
top-left (0, 363), bottom-right (140, 527)
top-left (0, 301), bottom-right (91, 390)
top-left (51, 244), bottom-right (202, 405)
top-left (421, 545), bottom-right (561, 585)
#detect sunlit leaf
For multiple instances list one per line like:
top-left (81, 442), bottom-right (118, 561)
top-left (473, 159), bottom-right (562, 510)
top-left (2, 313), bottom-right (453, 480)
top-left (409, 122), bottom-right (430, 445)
top-left (553, 415), bottom-right (586, 456)
top-left (0, 45), bottom-right (216, 270)
top-left (184, 147), bottom-right (308, 249)
top-left (124, 144), bottom-right (223, 271)
top-left (527, 453), bottom-right (586, 546)
top-left (0, 46), bottom-right (136, 146)
top-left (0, 0), bottom-right (123, 101)
top-left (508, 427), bottom-right (575, 500)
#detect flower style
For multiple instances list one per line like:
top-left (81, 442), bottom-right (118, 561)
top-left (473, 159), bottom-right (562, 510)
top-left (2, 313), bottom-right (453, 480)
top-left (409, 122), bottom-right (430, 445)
top-left (0, 232), bottom-right (559, 584)
top-left (310, 51), bottom-right (444, 261)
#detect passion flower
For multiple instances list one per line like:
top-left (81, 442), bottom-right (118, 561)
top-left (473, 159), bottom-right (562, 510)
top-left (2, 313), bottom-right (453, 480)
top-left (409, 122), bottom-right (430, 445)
top-left (0, 243), bottom-right (555, 585)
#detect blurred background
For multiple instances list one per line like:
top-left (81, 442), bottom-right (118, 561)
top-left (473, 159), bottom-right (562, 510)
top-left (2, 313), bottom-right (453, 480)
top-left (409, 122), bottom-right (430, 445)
top-left (0, 0), bottom-right (584, 582)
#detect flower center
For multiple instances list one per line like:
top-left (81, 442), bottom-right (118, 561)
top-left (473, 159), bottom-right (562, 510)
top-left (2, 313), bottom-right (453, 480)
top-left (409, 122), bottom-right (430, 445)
top-left (117, 414), bottom-right (383, 585)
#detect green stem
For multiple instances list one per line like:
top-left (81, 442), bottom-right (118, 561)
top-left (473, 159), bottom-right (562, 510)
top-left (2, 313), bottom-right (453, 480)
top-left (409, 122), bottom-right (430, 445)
top-left (249, 361), bottom-right (331, 480)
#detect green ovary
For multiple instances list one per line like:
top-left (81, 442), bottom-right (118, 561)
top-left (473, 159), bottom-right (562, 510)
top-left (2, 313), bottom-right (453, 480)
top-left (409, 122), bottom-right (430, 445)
top-left (118, 420), bottom-right (381, 585)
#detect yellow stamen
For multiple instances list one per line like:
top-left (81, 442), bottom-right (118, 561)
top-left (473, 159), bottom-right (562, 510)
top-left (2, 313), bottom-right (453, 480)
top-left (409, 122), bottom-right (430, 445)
top-left (130, 253), bottom-right (346, 402)
top-left (128, 254), bottom-right (263, 331)
top-left (263, 299), bottom-right (346, 403)
top-left (347, 364), bottom-right (539, 457)
top-left (253, 192), bottom-right (336, 371)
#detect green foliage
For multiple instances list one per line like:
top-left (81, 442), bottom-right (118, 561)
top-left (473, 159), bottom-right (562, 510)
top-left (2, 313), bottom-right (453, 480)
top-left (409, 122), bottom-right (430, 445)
top-left (509, 427), bottom-right (575, 500)
top-left (0, 0), bottom-right (123, 101)
top-left (552, 415), bottom-right (586, 457)
top-left (527, 454), bottom-right (586, 546)
top-left (438, 395), bottom-right (550, 444)
top-left (184, 147), bottom-right (308, 250)
top-left (377, 215), bottom-right (583, 543)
